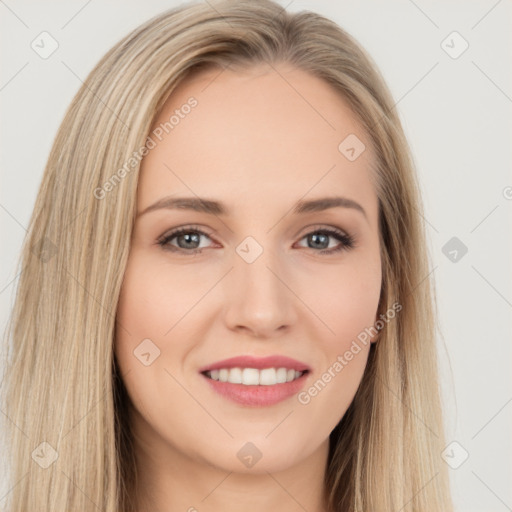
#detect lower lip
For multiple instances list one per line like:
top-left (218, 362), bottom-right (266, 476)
top-left (201, 372), bottom-right (309, 407)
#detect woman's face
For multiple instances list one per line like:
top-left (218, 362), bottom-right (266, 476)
top-left (115, 63), bottom-right (382, 475)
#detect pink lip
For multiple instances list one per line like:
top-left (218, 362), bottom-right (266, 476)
top-left (198, 355), bottom-right (311, 407)
top-left (201, 373), bottom-right (309, 407)
top-left (198, 355), bottom-right (311, 373)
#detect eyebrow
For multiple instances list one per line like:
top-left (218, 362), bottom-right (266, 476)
top-left (137, 195), bottom-right (367, 220)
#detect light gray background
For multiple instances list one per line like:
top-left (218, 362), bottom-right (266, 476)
top-left (1, 1), bottom-right (511, 511)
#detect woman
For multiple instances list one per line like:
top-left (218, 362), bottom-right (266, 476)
top-left (0, 1), bottom-right (453, 510)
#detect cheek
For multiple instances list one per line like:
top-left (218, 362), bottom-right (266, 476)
top-left (302, 255), bottom-right (381, 351)
top-left (114, 254), bottom-right (187, 423)
top-left (295, 263), bottom-right (379, 434)
top-left (294, 255), bottom-right (380, 414)
top-left (331, 277), bottom-right (380, 346)
top-left (114, 253), bottom-right (175, 384)
top-left (114, 250), bottom-right (216, 398)
top-left (116, 267), bottom-right (165, 341)
top-left (115, 251), bottom-right (202, 349)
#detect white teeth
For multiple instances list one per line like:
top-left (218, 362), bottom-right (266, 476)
top-left (276, 367), bottom-right (287, 383)
top-left (229, 367), bottom-right (242, 384)
top-left (259, 368), bottom-right (276, 385)
top-left (242, 368), bottom-right (260, 385)
top-left (206, 367), bottom-right (305, 385)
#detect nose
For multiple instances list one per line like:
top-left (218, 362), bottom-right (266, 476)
top-left (223, 248), bottom-right (298, 338)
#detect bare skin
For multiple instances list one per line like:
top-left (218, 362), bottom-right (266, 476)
top-left (115, 62), bottom-right (382, 512)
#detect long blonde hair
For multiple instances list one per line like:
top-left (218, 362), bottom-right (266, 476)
top-left (0, 1), bottom-right (453, 510)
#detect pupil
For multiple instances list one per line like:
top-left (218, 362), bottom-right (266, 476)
top-left (310, 233), bottom-right (328, 249)
top-left (180, 233), bottom-right (199, 248)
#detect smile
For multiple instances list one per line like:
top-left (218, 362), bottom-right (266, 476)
top-left (203, 367), bottom-right (307, 386)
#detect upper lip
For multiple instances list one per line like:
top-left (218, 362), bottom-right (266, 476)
top-left (199, 355), bottom-right (311, 373)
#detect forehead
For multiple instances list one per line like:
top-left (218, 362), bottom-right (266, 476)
top-left (138, 63), bottom-right (378, 221)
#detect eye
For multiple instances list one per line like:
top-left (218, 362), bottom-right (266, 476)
top-left (157, 225), bottom-right (356, 255)
top-left (157, 225), bottom-right (214, 254)
top-left (295, 227), bottom-right (355, 254)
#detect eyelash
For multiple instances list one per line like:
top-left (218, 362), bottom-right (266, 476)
top-left (156, 225), bottom-right (356, 256)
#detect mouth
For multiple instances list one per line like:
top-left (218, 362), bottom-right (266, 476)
top-left (198, 354), bottom-right (311, 407)
top-left (202, 367), bottom-right (308, 386)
